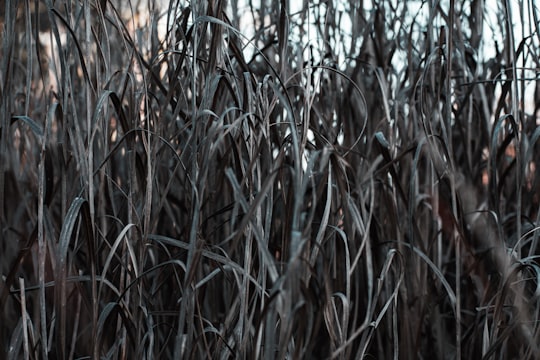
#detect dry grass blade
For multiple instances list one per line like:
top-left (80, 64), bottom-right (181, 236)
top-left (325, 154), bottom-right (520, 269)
top-left (56, 197), bottom-right (95, 358)
top-left (19, 277), bottom-right (30, 360)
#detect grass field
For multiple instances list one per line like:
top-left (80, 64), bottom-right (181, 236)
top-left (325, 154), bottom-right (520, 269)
top-left (1, 0), bottom-right (540, 358)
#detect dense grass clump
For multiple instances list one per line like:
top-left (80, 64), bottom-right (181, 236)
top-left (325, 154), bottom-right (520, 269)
top-left (1, 0), bottom-right (540, 358)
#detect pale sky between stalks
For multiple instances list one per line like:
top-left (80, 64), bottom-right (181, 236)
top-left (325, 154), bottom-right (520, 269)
top-left (235, 0), bottom-right (537, 115)
top-left (138, 0), bottom-right (536, 114)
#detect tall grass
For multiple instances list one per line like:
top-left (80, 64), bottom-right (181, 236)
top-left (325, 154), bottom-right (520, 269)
top-left (1, 0), bottom-right (540, 358)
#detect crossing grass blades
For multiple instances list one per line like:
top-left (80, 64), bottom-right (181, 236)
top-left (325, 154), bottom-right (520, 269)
top-left (1, 0), bottom-right (540, 358)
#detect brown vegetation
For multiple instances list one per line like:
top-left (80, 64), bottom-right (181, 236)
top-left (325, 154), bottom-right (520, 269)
top-left (1, 0), bottom-right (540, 358)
